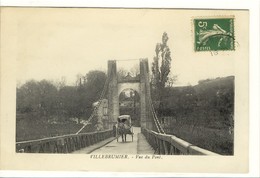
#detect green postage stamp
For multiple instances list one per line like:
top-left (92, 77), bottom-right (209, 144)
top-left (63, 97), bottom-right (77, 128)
top-left (194, 17), bottom-right (235, 51)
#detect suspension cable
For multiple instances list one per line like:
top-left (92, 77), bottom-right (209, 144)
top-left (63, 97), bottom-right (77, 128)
top-left (140, 58), bottom-right (165, 134)
top-left (148, 94), bottom-right (162, 133)
top-left (148, 93), bottom-right (165, 134)
top-left (148, 96), bottom-right (159, 132)
top-left (151, 98), bottom-right (165, 134)
top-left (75, 67), bottom-right (112, 134)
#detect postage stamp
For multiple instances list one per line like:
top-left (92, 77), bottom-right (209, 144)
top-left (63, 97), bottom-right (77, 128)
top-left (194, 17), bottom-right (235, 51)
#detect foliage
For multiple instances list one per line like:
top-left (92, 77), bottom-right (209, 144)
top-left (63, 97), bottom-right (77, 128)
top-left (117, 64), bottom-right (140, 82)
top-left (151, 32), bottom-right (173, 111)
top-left (16, 70), bottom-right (107, 140)
top-left (160, 76), bottom-right (234, 155)
top-left (16, 80), bottom-right (58, 116)
top-left (151, 32), bottom-right (172, 89)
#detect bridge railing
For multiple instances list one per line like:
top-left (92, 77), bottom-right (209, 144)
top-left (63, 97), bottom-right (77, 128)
top-left (16, 129), bottom-right (114, 153)
top-left (141, 128), bottom-right (220, 155)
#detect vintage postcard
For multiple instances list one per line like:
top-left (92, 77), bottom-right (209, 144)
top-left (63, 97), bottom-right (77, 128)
top-left (0, 7), bottom-right (249, 173)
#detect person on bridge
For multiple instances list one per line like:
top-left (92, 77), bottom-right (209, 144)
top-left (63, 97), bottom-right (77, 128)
top-left (113, 124), bottom-right (117, 137)
top-left (121, 119), bottom-right (132, 134)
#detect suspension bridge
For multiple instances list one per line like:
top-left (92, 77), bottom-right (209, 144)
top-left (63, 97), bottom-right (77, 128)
top-left (16, 59), bottom-right (219, 155)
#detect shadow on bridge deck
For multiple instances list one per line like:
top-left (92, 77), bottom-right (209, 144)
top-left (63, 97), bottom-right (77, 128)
top-left (72, 127), bottom-right (154, 154)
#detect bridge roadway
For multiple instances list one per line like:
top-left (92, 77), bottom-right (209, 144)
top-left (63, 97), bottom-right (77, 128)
top-left (72, 127), bottom-right (154, 154)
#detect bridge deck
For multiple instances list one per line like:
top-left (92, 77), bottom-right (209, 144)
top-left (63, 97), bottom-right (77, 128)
top-left (72, 127), bottom-right (154, 154)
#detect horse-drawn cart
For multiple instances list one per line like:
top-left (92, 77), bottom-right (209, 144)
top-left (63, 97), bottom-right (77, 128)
top-left (116, 115), bottom-right (134, 142)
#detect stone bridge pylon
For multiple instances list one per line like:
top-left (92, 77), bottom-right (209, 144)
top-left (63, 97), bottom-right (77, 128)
top-left (107, 59), bottom-right (153, 130)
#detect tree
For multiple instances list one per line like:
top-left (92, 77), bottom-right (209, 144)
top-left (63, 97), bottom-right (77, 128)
top-left (75, 73), bottom-right (83, 87)
top-left (17, 80), bottom-right (39, 113)
top-left (129, 63), bottom-right (140, 76)
top-left (117, 64), bottom-right (140, 81)
top-left (38, 80), bottom-right (58, 116)
top-left (151, 32), bottom-right (173, 111)
top-left (84, 70), bottom-right (107, 96)
top-left (82, 70), bottom-right (107, 117)
top-left (58, 86), bottom-right (77, 118)
top-left (165, 72), bottom-right (178, 87)
top-left (16, 80), bottom-right (58, 118)
top-left (54, 76), bottom-right (67, 90)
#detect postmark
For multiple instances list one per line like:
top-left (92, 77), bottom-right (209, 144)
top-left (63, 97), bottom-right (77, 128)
top-left (194, 17), bottom-right (235, 51)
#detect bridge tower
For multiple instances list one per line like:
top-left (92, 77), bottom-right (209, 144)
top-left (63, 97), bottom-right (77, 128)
top-left (107, 59), bottom-right (152, 130)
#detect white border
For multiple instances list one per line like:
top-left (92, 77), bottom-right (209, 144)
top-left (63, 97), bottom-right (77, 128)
top-left (0, 0), bottom-right (259, 177)
top-left (0, 0), bottom-right (257, 9)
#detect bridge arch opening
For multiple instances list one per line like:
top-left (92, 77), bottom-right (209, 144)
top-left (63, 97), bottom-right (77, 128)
top-left (119, 88), bottom-right (141, 127)
top-left (108, 59), bottom-right (153, 130)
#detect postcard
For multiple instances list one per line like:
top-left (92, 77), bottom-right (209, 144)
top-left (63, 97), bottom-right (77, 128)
top-left (0, 7), bottom-right (249, 173)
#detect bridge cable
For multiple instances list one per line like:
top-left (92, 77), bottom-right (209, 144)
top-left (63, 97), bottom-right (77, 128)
top-left (148, 93), bottom-right (165, 134)
top-left (148, 93), bottom-right (161, 133)
top-left (151, 99), bottom-right (165, 134)
top-left (75, 66), bottom-right (112, 134)
top-left (140, 58), bottom-right (165, 134)
top-left (149, 97), bottom-right (160, 133)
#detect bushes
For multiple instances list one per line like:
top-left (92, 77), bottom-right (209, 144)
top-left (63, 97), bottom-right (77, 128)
top-left (16, 70), bottom-right (107, 141)
top-left (158, 76), bottom-right (234, 155)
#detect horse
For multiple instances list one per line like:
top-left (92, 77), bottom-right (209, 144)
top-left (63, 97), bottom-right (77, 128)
top-left (117, 122), bottom-right (132, 142)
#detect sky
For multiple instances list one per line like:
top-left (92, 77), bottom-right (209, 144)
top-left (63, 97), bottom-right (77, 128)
top-left (14, 8), bottom-right (238, 87)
